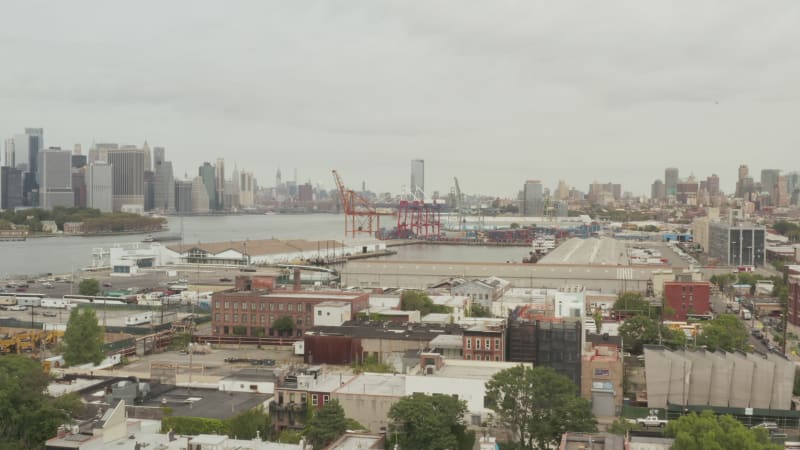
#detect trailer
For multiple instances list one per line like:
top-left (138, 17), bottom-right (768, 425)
top-left (16, 296), bottom-right (42, 307)
top-left (41, 298), bottom-right (71, 309)
top-left (125, 312), bottom-right (153, 326)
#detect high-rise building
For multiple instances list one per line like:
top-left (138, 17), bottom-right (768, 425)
top-left (555, 180), bottom-right (569, 201)
top-left (3, 138), bottom-right (15, 168)
top-left (224, 167), bottom-right (240, 211)
top-left (88, 143), bottom-right (118, 164)
top-left (191, 176), bottom-right (210, 213)
top-left (87, 162), bottom-right (113, 212)
top-left (775, 175), bottom-right (789, 207)
top-left (410, 159), bottom-right (424, 198)
top-left (651, 179), bottom-right (665, 201)
top-left (665, 167), bottom-right (679, 197)
top-left (143, 170), bottom-right (155, 211)
top-left (174, 179), bottom-right (193, 214)
top-left (760, 169), bottom-right (781, 206)
top-left (142, 141), bottom-right (152, 172)
top-left (198, 162), bottom-right (216, 210)
top-left (706, 174), bottom-right (720, 196)
top-left (37, 148), bottom-right (74, 209)
top-left (108, 147), bottom-right (145, 211)
top-left (71, 154), bottom-right (87, 169)
top-left (298, 183), bottom-right (313, 202)
top-left (0, 166), bottom-right (23, 210)
top-left (72, 169), bottom-right (87, 208)
top-left (239, 171), bottom-right (255, 208)
top-left (153, 148), bottom-right (175, 212)
top-left (738, 164), bottom-right (749, 181)
top-left (522, 180), bottom-right (544, 216)
top-left (215, 158), bottom-right (225, 211)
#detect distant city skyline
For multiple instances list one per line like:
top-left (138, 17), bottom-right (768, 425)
top-left (1, 2), bottom-right (799, 196)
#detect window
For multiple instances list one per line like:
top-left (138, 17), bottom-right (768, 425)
top-left (251, 303), bottom-right (256, 310)
top-left (233, 303), bottom-right (238, 310)
top-left (312, 395), bottom-right (318, 406)
top-left (224, 301), bottom-right (229, 309)
top-left (287, 304), bottom-right (293, 312)
top-left (289, 393), bottom-right (295, 403)
top-left (260, 315), bottom-right (265, 323)
top-left (233, 314), bottom-right (239, 322)
top-left (466, 354), bottom-right (471, 360)
top-left (269, 303), bottom-right (275, 311)
top-left (260, 303), bottom-right (265, 311)
top-left (215, 301), bottom-right (220, 309)
top-left (495, 356), bottom-right (500, 361)
top-left (485, 338), bottom-right (490, 350)
top-left (306, 303), bottom-right (313, 312)
top-left (466, 338), bottom-right (471, 349)
top-left (317, 310), bottom-right (322, 316)
top-left (494, 339), bottom-right (501, 350)
top-left (476, 354), bottom-right (482, 361)
top-left (323, 395), bottom-right (330, 402)
top-left (278, 303), bottom-right (284, 311)
top-left (224, 314), bottom-right (230, 321)
top-left (297, 319), bottom-right (303, 325)
top-left (251, 315), bottom-right (257, 323)
top-left (476, 339), bottom-right (481, 350)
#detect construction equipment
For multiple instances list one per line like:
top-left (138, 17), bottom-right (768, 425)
top-left (332, 170), bottom-right (394, 238)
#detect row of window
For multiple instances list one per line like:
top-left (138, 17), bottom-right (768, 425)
top-left (465, 354), bottom-right (501, 361)
top-left (278, 391), bottom-right (329, 406)
top-left (465, 337), bottom-right (502, 350)
top-left (214, 313), bottom-right (312, 325)
top-left (217, 301), bottom-right (314, 313)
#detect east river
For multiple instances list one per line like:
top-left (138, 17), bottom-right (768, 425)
top-left (0, 214), bottom-right (525, 277)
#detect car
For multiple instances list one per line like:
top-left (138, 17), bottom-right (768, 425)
top-left (752, 329), bottom-right (764, 339)
top-left (635, 416), bottom-right (668, 428)
top-left (102, 282), bottom-right (113, 288)
top-left (42, 311), bottom-right (57, 317)
top-left (219, 277), bottom-right (232, 282)
top-left (752, 422), bottom-right (779, 432)
top-left (15, 287), bottom-right (27, 292)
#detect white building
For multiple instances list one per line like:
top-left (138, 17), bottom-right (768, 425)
top-left (429, 295), bottom-right (469, 322)
top-left (87, 162), bottom-right (113, 212)
top-left (218, 369), bottom-right (277, 394)
top-left (314, 301), bottom-right (352, 326)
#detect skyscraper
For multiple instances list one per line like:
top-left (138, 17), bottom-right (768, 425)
top-left (3, 138), bottom-right (15, 168)
top-left (191, 176), bottom-right (210, 213)
top-left (108, 147), bottom-right (145, 211)
top-left (651, 179), bottom-right (665, 201)
top-left (87, 162), bottom-right (113, 212)
top-left (37, 148), bottom-right (74, 209)
top-left (215, 158), bottom-right (225, 211)
top-left (198, 162), bottom-right (216, 210)
top-left (174, 179), bottom-right (193, 214)
top-left (761, 169), bottom-right (781, 205)
top-left (0, 166), bottom-right (23, 210)
top-left (410, 159), bottom-right (424, 198)
top-left (153, 147), bottom-right (175, 212)
top-left (522, 180), bottom-right (544, 216)
top-left (665, 167), bottom-right (679, 197)
top-left (706, 174), bottom-right (720, 196)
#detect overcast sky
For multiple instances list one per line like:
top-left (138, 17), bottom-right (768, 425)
top-left (1, 1), bottom-right (799, 197)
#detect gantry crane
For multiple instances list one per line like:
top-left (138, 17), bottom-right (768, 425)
top-left (332, 170), bottom-right (394, 238)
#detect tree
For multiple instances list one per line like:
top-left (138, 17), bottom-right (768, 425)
top-left (666, 410), bottom-right (781, 450)
top-left (697, 314), bottom-right (750, 352)
top-left (78, 278), bottom-right (100, 296)
top-left (272, 316), bottom-right (294, 335)
top-left (277, 429), bottom-right (303, 444)
top-left (612, 292), bottom-right (653, 317)
top-left (388, 393), bottom-right (474, 450)
top-left (63, 308), bottom-right (105, 366)
top-left (400, 290), bottom-right (451, 316)
top-left (305, 399), bottom-right (347, 449)
top-left (227, 406), bottom-right (271, 440)
top-left (620, 316), bottom-right (688, 354)
top-left (485, 366), bottom-right (596, 450)
top-left (468, 303), bottom-right (493, 318)
top-left (607, 418), bottom-right (641, 435)
top-left (0, 356), bottom-right (83, 449)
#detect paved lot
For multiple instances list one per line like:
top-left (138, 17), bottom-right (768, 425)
top-left (120, 347), bottom-right (303, 378)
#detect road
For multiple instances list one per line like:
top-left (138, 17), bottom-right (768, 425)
top-left (709, 291), bottom-right (776, 355)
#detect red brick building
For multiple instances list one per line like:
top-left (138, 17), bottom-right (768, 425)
top-left (663, 281), bottom-right (711, 320)
top-left (462, 321), bottom-right (506, 362)
top-left (212, 280), bottom-right (369, 337)
top-left (788, 276), bottom-right (800, 327)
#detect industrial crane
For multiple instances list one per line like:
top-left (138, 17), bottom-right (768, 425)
top-left (331, 170), bottom-right (394, 238)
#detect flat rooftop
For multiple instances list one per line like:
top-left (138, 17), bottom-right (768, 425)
top-left (432, 360), bottom-right (528, 380)
top-left (140, 386), bottom-right (271, 420)
top-left (539, 237), bottom-right (629, 266)
top-left (335, 373), bottom-right (405, 397)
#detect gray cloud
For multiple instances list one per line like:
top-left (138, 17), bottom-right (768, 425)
top-left (1, 0), bottom-right (799, 196)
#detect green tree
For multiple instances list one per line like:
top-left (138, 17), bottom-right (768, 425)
top-left (697, 314), bottom-right (750, 352)
top-left (272, 316), bottom-right (294, 334)
top-left (612, 292), bottom-right (653, 317)
top-left (400, 290), bottom-right (452, 316)
top-left (160, 416), bottom-right (229, 435)
top-left (619, 316), bottom-right (659, 354)
top-left (352, 354), bottom-right (394, 373)
top-left (666, 410), bottom-right (780, 450)
top-left (78, 278), bottom-right (101, 296)
top-left (468, 303), bottom-right (493, 318)
top-left (305, 399), bottom-right (347, 449)
top-left (607, 418), bottom-right (641, 435)
top-left (485, 366), bottom-right (596, 450)
top-left (63, 308), bottom-right (105, 366)
top-left (277, 429), bottom-right (303, 444)
top-left (0, 356), bottom-right (84, 449)
top-left (227, 406), bottom-right (271, 440)
top-left (388, 393), bottom-right (474, 450)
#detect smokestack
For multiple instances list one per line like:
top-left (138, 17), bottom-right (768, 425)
top-left (294, 268), bottom-right (301, 291)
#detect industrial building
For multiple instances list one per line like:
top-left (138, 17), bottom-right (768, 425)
top-left (643, 346), bottom-right (795, 410)
top-left (211, 280), bottom-right (369, 338)
top-left (506, 311), bottom-right (582, 387)
top-left (708, 221), bottom-right (767, 267)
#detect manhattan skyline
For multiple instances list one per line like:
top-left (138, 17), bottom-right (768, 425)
top-left (1, 1), bottom-right (799, 196)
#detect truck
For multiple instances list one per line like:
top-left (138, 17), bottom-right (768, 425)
top-left (636, 416), bottom-right (668, 428)
top-left (741, 309), bottom-right (752, 320)
top-left (125, 312), bottom-right (153, 326)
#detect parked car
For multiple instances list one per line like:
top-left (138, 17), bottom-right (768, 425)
top-left (219, 277), bottom-right (232, 282)
top-left (752, 329), bottom-right (764, 339)
top-left (103, 282), bottom-right (113, 288)
top-left (636, 416), bottom-right (668, 428)
top-left (42, 311), bottom-right (57, 317)
top-left (752, 422), bottom-right (779, 432)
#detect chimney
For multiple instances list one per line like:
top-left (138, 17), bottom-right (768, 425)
top-left (294, 268), bottom-right (301, 291)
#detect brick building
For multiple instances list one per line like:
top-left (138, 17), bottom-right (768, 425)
top-left (211, 276), bottom-right (369, 337)
top-left (662, 281), bottom-right (711, 321)
top-left (462, 321), bottom-right (506, 362)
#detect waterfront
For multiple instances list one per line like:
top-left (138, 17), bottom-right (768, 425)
top-left (0, 214), bottom-right (526, 277)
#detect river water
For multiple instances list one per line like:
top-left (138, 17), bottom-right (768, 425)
top-left (0, 214), bottom-right (526, 277)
